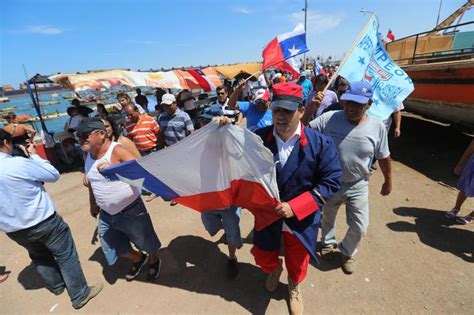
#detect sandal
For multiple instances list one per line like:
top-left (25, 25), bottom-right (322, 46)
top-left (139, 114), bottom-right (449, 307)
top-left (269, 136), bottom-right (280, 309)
top-left (456, 215), bottom-right (473, 225)
top-left (147, 258), bottom-right (162, 282)
top-left (445, 208), bottom-right (461, 219)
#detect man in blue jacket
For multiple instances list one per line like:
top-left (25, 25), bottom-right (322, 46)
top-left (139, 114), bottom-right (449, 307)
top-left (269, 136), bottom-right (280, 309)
top-left (252, 83), bottom-right (342, 315)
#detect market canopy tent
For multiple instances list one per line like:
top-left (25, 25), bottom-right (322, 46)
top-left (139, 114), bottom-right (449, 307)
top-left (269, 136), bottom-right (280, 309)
top-left (28, 73), bottom-right (54, 85)
top-left (211, 63), bottom-right (262, 79)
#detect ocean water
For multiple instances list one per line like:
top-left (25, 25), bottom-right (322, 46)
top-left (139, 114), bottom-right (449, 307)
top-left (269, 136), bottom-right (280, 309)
top-left (0, 93), bottom-right (159, 133)
top-left (0, 93), bottom-right (72, 133)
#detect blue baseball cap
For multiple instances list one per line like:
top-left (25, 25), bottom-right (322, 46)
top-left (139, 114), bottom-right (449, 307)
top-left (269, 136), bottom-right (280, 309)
top-left (340, 81), bottom-right (373, 104)
top-left (198, 105), bottom-right (224, 121)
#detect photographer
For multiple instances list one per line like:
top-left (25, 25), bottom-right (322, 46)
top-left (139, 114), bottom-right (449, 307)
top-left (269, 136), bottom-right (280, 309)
top-left (2, 112), bottom-right (36, 157)
top-left (0, 129), bottom-right (102, 310)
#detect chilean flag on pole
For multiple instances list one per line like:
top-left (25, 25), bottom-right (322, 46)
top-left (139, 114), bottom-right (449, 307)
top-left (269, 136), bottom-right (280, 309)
top-left (100, 121), bottom-right (282, 231)
top-left (313, 60), bottom-right (326, 76)
top-left (262, 24), bottom-right (309, 79)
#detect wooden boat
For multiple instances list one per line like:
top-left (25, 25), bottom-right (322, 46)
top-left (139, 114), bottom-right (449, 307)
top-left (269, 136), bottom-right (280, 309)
top-left (0, 106), bottom-right (19, 113)
top-left (386, 0), bottom-right (474, 130)
top-left (22, 112), bottom-right (68, 123)
top-left (25, 100), bottom-right (61, 106)
top-left (61, 92), bottom-right (75, 99)
top-left (39, 100), bottom-right (61, 106)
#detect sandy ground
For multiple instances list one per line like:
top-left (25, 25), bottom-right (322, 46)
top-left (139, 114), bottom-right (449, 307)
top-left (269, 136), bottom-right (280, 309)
top-left (1, 115), bottom-right (473, 314)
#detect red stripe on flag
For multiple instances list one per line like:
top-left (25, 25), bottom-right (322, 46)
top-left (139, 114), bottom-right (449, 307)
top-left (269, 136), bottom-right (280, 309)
top-left (173, 179), bottom-right (281, 231)
top-left (273, 60), bottom-right (300, 80)
top-left (187, 69), bottom-right (212, 92)
top-left (262, 37), bottom-right (285, 70)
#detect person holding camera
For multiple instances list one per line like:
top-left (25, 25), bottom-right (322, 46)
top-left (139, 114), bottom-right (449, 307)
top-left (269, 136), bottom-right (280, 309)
top-left (0, 129), bottom-right (102, 309)
top-left (2, 113), bottom-right (36, 156)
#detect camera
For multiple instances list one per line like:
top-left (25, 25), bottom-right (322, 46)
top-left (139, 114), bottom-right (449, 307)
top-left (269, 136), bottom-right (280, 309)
top-left (12, 144), bottom-right (31, 158)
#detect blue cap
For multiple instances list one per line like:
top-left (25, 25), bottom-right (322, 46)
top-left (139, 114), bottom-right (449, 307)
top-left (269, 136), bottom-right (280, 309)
top-left (198, 105), bottom-right (224, 120)
top-left (340, 81), bottom-right (373, 104)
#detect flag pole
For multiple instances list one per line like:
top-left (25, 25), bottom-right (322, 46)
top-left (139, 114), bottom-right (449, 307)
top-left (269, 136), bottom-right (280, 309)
top-left (244, 70), bottom-right (262, 83)
top-left (322, 13), bottom-right (376, 93)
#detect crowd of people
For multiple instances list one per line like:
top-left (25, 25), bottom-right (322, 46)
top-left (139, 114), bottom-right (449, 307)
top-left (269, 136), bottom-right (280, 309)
top-left (1, 68), bottom-right (472, 314)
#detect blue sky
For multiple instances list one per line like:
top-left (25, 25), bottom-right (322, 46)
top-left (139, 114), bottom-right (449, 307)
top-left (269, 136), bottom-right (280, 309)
top-left (1, 0), bottom-right (473, 86)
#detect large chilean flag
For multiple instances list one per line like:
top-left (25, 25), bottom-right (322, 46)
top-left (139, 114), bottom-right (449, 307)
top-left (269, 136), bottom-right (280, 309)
top-left (100, 121), bottom-right (282, 231)
top-left (262, 24), bottom-right (309, 79)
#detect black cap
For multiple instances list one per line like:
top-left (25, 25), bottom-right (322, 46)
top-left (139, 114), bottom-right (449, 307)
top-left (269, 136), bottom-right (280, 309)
top-left (74, 117), bottom-right (106, 135)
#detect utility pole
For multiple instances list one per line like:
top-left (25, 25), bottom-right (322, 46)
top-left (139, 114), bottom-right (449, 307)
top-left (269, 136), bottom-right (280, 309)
top-left (303, 0), bottom-right (308, 69)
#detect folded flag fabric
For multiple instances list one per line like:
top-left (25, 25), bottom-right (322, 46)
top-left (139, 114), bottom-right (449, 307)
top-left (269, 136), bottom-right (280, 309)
top-left (182, 68), bottom-right (216, 92)
top-left (49, 68), bottom-right (223, 93)
top-left (262, 23), bottom-right (309, 79)
top-left (100, 121), bottom-right (281, 231)
top-left (338, 15), bottom-right (414, 120)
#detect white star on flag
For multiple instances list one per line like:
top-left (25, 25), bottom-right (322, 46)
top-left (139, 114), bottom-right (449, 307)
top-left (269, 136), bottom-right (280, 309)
top-left (288, 45), bottom-right (301, 57)
top-left (116, 174), bottom-right (147, 191)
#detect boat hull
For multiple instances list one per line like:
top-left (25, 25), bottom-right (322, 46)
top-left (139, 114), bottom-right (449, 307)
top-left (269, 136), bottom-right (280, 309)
top-left (402, 59), bottom-right (474, 129)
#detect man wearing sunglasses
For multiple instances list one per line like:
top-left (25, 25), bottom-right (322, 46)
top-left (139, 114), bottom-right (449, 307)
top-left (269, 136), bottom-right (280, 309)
top-left (212, 86), bottom-right (242, 124)
top-left (78, 118), bottom-right (162, 282)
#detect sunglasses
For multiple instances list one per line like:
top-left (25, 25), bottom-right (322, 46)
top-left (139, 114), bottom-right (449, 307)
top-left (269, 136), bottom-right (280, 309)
top-left (217, 92), bottom-right (226, 95)
top-left (78, 129), bottom-right (101, 141)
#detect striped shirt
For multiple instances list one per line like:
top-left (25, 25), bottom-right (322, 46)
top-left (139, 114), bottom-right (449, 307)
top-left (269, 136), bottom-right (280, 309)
top-left (213, 98), bottom-right (240, 124)
top-left (157, 108), bottom-right (194, 146)
top-left (125, 114), bottom-right (159, 152)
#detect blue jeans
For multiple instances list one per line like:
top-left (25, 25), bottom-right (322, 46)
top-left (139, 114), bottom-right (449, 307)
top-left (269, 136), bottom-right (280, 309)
top-left (321, 179), bottom-right (369, 257)
top-left (7, 213), bottom-right (90, 308)
top-left (201, 206), bottom-right (242, 248)
top-left (98, 198), bottom-right (161, 265)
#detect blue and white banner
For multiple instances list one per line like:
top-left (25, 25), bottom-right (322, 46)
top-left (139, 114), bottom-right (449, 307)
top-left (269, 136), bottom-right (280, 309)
top-left (338, 15), bottom-right (414, 120)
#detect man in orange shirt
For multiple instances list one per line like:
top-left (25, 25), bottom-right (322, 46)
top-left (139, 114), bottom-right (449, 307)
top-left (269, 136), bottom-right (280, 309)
top-left (124, 104), bottom-right (160, 156)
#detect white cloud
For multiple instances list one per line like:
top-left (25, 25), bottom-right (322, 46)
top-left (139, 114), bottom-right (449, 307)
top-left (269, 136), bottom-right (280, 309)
top-left (289, 10), bottom-right (343, 34)
top-left (25, 25), bottom-right (63, 35)
top-left (232, 5), bottom-right (252, 15)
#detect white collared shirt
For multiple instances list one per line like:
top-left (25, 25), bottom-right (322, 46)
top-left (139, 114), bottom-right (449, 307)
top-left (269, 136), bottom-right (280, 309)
top-left (273, 123), bottom-right (301, 234)
top-left (273, 123), bottom-right (301, 168)
top-left (0, 152), bottom-right (60, 232)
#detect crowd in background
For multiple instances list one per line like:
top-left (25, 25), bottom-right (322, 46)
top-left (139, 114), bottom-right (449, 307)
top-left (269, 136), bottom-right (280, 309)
top-left (1, 65), bottom-right (472, 314)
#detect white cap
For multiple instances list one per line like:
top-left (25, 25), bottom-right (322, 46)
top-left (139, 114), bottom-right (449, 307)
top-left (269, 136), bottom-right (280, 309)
top-left (161, 93), bottom-right (176, 105)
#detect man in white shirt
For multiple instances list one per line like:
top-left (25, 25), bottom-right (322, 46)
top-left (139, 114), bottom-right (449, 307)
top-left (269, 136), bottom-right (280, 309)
top-left (78, 118), bottom-right (162, 282)
top-left (0, 129), bottom-right (102, 310)
top-left (213, 85), bottom-right (242, 124)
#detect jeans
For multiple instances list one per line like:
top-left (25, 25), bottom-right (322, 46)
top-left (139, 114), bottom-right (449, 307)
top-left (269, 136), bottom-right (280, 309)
top-left (98, 198), bottom-right (161, 265)
top-left (201, 206), bottom-right (242, 248)
top-left (321, 179), bottom-right (369, 257)
top-left (7, 213), bottom-right (90, 308)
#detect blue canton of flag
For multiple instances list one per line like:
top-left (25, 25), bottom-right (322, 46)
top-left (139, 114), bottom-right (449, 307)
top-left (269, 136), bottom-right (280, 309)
top-left (279, 33), bottom-right (308, 60)
top-left (338, 15), bottom-right (414, 120)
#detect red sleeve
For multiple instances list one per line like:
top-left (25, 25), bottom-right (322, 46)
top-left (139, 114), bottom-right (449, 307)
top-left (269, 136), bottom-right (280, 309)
top-left (287, 191), bottom-right (320, 221)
